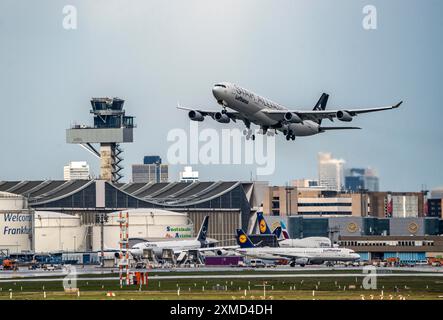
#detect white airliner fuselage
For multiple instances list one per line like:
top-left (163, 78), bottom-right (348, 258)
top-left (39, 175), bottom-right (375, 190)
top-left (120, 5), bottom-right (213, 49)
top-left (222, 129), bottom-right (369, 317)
top-left (182, 82), bottom-right (401, 141)
top-left (212, 82), bottom-right (318, 137)
top-left (130, 239), bottom-right (207, 258)
top-left (236, 247), bottom-right (360, 266)
top-left (279, 237), bottom-right (332, 248)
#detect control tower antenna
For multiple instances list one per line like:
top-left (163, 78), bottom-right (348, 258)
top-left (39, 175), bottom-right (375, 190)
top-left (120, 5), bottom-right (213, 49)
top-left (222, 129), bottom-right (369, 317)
top-left (66, 97), bottom-right (135, 182)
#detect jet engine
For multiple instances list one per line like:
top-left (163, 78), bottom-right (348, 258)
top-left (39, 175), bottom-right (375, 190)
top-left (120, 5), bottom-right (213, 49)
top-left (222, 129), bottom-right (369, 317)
top-left (336, 110), bottom-right (353, 122)
top-left (216, 249), bottom-right (229, 256)
top-left (291, 258), bottom-right (309, 267)
top-left (214, 112), bottom-right (230, 123)
top-left (284, 112), bottom-right (303, 123)
top-left (188, 110), bottom-right (204, 121)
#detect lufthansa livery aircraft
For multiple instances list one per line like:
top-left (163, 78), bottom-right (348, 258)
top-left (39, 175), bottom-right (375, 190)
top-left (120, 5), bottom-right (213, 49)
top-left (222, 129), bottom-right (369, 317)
top-left (179, 82), bottom-right (402, 141)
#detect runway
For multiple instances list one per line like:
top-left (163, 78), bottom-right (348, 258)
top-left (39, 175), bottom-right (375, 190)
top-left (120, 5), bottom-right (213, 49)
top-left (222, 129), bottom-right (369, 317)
top-left (1, 265), bottom-right (443, 282)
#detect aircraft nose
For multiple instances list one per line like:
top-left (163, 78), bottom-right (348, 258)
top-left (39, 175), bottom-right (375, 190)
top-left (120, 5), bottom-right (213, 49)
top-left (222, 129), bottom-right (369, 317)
top-left (212, 86), bottom-right (222, 100)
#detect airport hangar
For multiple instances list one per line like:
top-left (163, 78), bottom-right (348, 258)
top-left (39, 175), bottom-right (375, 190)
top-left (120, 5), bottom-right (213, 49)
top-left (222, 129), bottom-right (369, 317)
top-left (0, 179), bottom-right (266, 248)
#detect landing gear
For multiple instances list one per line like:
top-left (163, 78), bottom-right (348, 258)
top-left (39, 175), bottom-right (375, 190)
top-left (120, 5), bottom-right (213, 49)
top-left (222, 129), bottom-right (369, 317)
top-left (243, 128), bottom-right (255, 140)
top-left (286, 134), bottom-right (295, 141)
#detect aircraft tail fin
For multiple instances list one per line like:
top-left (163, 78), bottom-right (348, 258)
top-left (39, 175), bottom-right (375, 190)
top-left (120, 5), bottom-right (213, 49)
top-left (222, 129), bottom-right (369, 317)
top-left (273, 226), bottom-right (282, 238)
top-left (256, 211), bottom-right (272, 235)
top-left (236, 229), bottom-right (255, 248)
top-left (313, 93), bottom-right (329, 124)
top-left (280, 220), bottom-right (290, 240)
top-left (196, 216), bottom-right (209, 242)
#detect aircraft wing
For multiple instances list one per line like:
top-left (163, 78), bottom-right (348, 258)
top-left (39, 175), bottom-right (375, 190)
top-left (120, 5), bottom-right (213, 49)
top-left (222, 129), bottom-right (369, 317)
top-left (177, 104), bottom-right (247, 122)
top-left (262, 101), bottom-right (402, 122)
top-left (198, 245), bottom-right (240, 252)
top-left (172, 245), bottom-right (240, 255)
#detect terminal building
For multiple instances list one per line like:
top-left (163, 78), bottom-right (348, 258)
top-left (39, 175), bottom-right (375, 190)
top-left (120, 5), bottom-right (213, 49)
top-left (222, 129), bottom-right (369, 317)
top-left (262, 186), bottom-right (428, 218)
top-left (261, 215), bottom-right (443, 263)
top-left (0, 180), bottom-right (265, 252)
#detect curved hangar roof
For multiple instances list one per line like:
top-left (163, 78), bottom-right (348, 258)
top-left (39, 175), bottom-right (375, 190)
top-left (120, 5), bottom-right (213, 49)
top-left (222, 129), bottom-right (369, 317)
top-left (0, 180), bottom-right (253, 208)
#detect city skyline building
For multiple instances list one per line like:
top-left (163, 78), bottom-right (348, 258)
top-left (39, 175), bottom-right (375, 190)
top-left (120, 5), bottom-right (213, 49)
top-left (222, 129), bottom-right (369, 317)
top-left (345, 167), bottom-right (380, 192)
top-left (132, 155), bottom-right (168, 183)
top-left (63, 161), bottom-right (90, 180)
top-left (318, 152), bottom-right (345, 191)
top-left (179, 166), bottom-right (199, 183)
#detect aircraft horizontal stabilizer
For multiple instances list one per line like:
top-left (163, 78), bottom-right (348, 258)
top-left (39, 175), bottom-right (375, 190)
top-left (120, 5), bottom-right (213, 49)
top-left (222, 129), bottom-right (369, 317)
top-left (319, 127), bottom-right (361, 132)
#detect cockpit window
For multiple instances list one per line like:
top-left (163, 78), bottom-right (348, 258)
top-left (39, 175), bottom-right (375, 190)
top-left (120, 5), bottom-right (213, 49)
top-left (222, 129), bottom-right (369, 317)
top-left (214, 84), bottom-right (226, 88)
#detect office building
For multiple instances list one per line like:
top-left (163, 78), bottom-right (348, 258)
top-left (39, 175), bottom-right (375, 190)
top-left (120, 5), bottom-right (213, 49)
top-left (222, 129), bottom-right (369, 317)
top-left (179, 166), bottom-right (199, 183)
top-left (292, 179), bottom-right (320, 188)
top-left (318, 152), bottom-right (345, 191)
top-left (63, 161), bottom-right (90, 180)
top-left (428, 198), bottom-right (442, 218)
top-left (132, 156), bottom-right (168, 183)
top-left (262, 186), bottom-right (426, 218)
top-left (345, 167), bottom-right (380, 192)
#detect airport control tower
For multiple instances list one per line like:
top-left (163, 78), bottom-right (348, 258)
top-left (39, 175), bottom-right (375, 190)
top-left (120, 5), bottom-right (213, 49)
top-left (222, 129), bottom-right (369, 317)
top-left (66, 98), bottom-right (135, 182)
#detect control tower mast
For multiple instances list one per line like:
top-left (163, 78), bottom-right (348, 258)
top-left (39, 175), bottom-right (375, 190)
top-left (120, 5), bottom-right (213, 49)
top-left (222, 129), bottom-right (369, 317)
top-left (66, 98), bottom-right (135, 182)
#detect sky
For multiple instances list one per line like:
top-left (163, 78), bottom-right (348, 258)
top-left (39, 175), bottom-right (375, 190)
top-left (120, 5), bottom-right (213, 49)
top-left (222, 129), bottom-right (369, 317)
top-left (0, 0), bottom-right (442, 191)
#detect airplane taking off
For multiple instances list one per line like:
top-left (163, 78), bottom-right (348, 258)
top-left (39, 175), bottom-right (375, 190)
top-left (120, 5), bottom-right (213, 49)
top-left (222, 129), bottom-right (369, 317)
top-left (179, 82), bottom-right (402, 141)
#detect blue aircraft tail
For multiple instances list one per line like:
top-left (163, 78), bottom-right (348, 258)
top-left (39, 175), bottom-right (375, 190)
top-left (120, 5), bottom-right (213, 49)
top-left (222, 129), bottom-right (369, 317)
top-left (257, 211), bottom-right (282, 238)
top-left (256, 211), bottom-right (272, 235)
top-left (236, 229), bottom-right (255, 248)
top-left (273, 226), bottom-right (282, 238)
top-left (196, 216), bottom-right (209, 242)
top-left (313, 93), bottom-right (329, 124)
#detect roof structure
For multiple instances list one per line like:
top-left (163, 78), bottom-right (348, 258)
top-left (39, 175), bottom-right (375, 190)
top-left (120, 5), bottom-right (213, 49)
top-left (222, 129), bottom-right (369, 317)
top-left (0, 180), bottom-right (254, 208)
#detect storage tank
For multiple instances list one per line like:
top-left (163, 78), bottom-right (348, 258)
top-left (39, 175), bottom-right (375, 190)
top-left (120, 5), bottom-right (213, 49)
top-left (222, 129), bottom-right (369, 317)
top-left (91, 209), bottom-right (193, 251)
top-left (34, 211), bottom-right (86, 253)
top-left (0, 192), bottom-right (32, 253)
